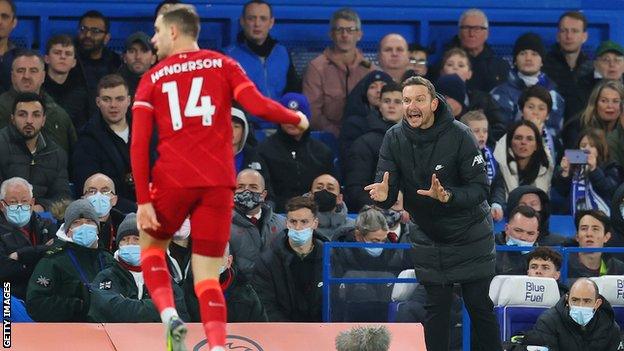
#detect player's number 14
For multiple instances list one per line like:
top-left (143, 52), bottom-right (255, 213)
top-left (162, 77), bottom-right (215, 131)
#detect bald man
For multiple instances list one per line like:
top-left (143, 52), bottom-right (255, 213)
top-left (310, 174), bottom-right (353, 239)
top-left (230, 168), bottom-right (285, 281)
top-left (378, 34), bottom-right (411, 82)
top-left (524, 278), bottom-right (621, 350)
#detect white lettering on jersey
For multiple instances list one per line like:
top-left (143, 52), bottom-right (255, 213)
top-left (151, 58), bottom-right (223, 83)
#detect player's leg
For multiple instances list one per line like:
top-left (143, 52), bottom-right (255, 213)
top-left (190, 187), bottom-right (233, 351)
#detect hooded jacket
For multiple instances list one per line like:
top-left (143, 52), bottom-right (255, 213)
top-left (316, 202), bottom-right (354, 241)
top-left (609, 183), bottom-right (624, 247)
top-left (374, 96), bottom-right (495, 284)
top-left (232, 108), bottom-right (270, 188)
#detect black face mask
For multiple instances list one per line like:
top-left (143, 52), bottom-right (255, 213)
top-left (313, 189), bottom-right (337, 212)
top-left (234, 190), bottom-right (263, 213)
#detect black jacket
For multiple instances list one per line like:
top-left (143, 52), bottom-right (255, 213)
top-left (0, 125), bottom-right (72, 210)
top-left (257, 129), bottom-right (334, 212)
top-left (467, 89), bottom-right (507, 147)
top-left (0, 213), bottom-right (57, 299)
top-left (117, 64), bottom-right (142, 98)
top-left (252, 231), bottom-right (326, 322)
top-left (74, 47), bottom-right (122, 118)
top-left (42, 71), bottom-right (90, 130)
top-left (610, 183), bottom-right (624, 247)
top-left (374, 96), bottom-right (495, 284)
top-left (524, 294), bottom-right (621, 351)
top-left (494, 232), bottom-right (530, 275)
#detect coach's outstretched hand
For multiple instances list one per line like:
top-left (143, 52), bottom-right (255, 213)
top-left (296, 111), bottom-right (309, 131)
top-left (137, 203), bottom-right (161, 232)
top-left (364, 171), bottom-right (389, 202)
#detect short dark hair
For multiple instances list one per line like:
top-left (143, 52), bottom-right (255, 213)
top-left (79, 10), bottom-right (110, 33)
top-left (0, 0), bottom-right (16, 17)
top-left (380, 82), bottom-right (402, 96)
top-left (402, 75), bottom-right (436, 100)
top-left (45, 34), bottom-right (75, 55)
top-left (242, 0), bottom-right (273, 18)
top-left (519, 85), bottom-right (553, 113)
top-left (558, 11), bottom-right (587, 32)
top-left (160, 4), bottom-right (200, 40)
top-left (509, 205), bottom-right (541, 226)
top-left (285, 196), bottom-right (317, 217)
top-left (97, 74), bottom-right (129, 95)
top-left (526, 246), bottom-right (562, 271)
top-left (12, 92), bottom-right (46, 115)
top-left (12, 50), bottom-right (45, 70)
top-left (441, 47), bottom-right (472, 70)
top-left (408, 43), bottom-right (428, 54)
top-left (575, 209), bottom-right (611, 234)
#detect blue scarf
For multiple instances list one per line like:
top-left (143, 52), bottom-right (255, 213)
top-left (542, 129), bottom-right (556, 161)
top-left (571, 167), bottom-right (610, 217)
top-left (483, 147), bottom-right (496, 184)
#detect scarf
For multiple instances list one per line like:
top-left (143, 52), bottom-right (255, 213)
top-left (571, 167), bottom-right (611, 217)
top-left (483, 147), bottom-right (496, 184)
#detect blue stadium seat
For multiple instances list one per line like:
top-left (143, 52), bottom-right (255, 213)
top-left (493, 215), bottom-right (576, 237)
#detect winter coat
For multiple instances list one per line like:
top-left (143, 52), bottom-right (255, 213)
top-left (523, 294), bottom-right (622, 351)
top-left (42, 71), bottom-right (90, 130)
top-left (494, 232), bottom-right (531, 275)
top-left (26, 240), bottom-right (114, 321)
top-left (316, 203), bottom-right (355, 241)
top-left (374, 96), bottom-right (495, 284)
top-left (303, 47), bottom-right (376, 137)
top-left (74, 47), bottom-right (122, 118)
top-left (0, 44), bottom-right (17, 94)
top-left (610, 183), bottom-right (624, 247)
top-left (608, 123), bottom-right (624, 169)
top-left (0, 125), bottom-right (72, 210)
top-left (229, 204), bottom-right (285, 282)
top-left (0, 213), bottom-right (57, 299)
top-left (252, 231), bottom-right (327, 322)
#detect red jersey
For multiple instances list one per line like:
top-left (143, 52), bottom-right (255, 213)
top-left (131, 49), bottom-right (301, 204)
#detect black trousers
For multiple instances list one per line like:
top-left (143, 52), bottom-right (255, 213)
top-left (423, 277), bottom-right (502, 351)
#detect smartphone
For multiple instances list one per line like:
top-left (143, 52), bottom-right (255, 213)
top-left (565, 149), bottom-right (588, 165)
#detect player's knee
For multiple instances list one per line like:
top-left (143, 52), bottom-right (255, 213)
top-left (192, 238), bottom-right (227, 257)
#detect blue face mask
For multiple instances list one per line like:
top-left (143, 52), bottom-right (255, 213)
top-left (71, 223), bottom-right (99, 247)
top-left (87, 193), bottom-right (111, 218)
top-left (506, 236), bottom-right (535, 254)
top-left (119, 244), bottom-right (141, 266)
top-left (5, 205), bottom-right (32, 227)
top-left (287, 227), bottom-right (313, 247)
top-left (569, 305), bottom-right (595, 326)
top-left (364, 246), bottom-right (383, 257)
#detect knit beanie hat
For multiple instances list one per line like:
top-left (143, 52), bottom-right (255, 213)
top-left (513, 33), bottom-right (546, 59)
top-left (436, 74), bottom-right (466, 106)
top-left (64, 199), bottom-right (99, 228)
top-left (116, 213), bottom-right (138, 246)
top-left (279, 93), bottom-right (311, 119)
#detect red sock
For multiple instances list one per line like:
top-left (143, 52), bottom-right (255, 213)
top-left (141, 247), bottom-right (175, 314)
top-left (195, 279), bottom-right (226, 347)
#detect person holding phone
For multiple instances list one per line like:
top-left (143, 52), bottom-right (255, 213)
top-left (553, 128), bottom-right (622, 216)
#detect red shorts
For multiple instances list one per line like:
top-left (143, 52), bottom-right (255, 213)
top-left (148, 186), bottom-right (233, 257)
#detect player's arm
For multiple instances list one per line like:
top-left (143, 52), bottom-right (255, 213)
top-left (235, 84), bottom-right (308, 130)
top-left (130, 104), bottom-right (154, 205)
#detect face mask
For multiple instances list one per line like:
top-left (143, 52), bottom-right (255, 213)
top-left (87, 192), bottom-right (111, 217)
top-left (364, 246), bottom-right (383, 257)
top-left (234, 190), bottom-right (263, 213)
top-left (119, 244), bottom-right (141, 266)
top-left (569, 305), bottom-right (595, 326)
top-left (313, 190), bottom-right (337, 212)
top-left (5, 205), bottom-right (32, 227)
top-left (506, 236), bottom-right (535, 254)
top-left (287, 227), bottom-right (313, 247)
top-left (71, 223), bottom-right (99, 247)
top-left (382, 209), bottom-right (402, 229)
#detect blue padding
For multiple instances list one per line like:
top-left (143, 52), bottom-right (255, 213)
top-left (614, 306), bottom-right (624, 329)
top-left (10, 296), bottom-right (34, 323)
top-left (493, 219), bottom-right (506, 234)
top-left (503, 306), bottom-right (548, 340)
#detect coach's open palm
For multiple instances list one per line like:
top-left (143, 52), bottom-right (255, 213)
top-left (364, 171), bottom-right (390, 202)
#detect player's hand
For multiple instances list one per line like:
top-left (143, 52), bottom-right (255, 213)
top-left (364, 171), bottom-right (390, 202)
top-left (137, 203), bottom-right (161, 232)
top-left (417, 174), bottom-right (451, 203)
top-left (296, 111), bottom-right (309, 131)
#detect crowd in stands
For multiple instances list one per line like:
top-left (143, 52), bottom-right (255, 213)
top-left (2, 0), bottom-right (624, 349)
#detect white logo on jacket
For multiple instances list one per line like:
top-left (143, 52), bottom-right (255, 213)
top-left (472, 154), bottom-right (485, 167)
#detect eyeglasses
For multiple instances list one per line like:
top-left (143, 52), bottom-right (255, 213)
top-left (84, 188), bottom-right (115, 196)
top-left (598, 57), bottom-right (624, 65)
top-left (79, 25), bottom-right (106, 35)
top-left (459, 25), bottom-right (488, 33)
top-left (332, 26), bottom-right (359, 34)
top-left (2, 202), bottom-right (31, 211)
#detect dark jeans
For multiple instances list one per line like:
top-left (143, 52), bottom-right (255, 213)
top-left (423, 277), bottom-right (502, 351)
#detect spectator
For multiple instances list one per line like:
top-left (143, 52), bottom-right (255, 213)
top-left (568, 210), bottom-right (624, 278)
top-left (303, 7), bottom-right (375, 137)
top-left (345, 83), bottom-right (403, 211)
top-left (73, 10), bottom-right (121, 110)
top-left (73, 74), bottom-right (140, 213)
top-left (230, 169), bottom-right (285, 282)
top-left (80, 173), bottom-right (127, 253)
top-left (0, 177), bottom-right (57, 300)
top-left (383, 192), bottom-right (417, 244)
top-left (225, 0), bottom-right (299, 102)
top-left (184, 243), bottom-right (268, 322)
top-left (610, 183), bottom-right (624, 247)
top-left (436, 73), bottom-right (467, 118)
top-left (0, 0), bottom-right (17, 94)
top-left (495, 205), bottom-right (540, 275)
top-left (490, 32), bottom-right (565, 134)
top-left (523, 278), bottom-right (621, 351)
top-left (580, 40), bottom-right (624, 96)
top-left (378, 33), bottom-right (412, 82)
top-left (0, 50), bottom-right (76, 153)
top-left (26, 199), bottom-right (115, 322)
top-left (518, 85), bottom-right (560, 161)
top-left (0, 92), bottom-right (71, 211)
top-left (608, 102), bottom-right (624, 169)
top-left (543, 11), bottom-right (593, 122)
top-left (408, 43), bottom-right (428, 77)
top-left (89, 213), bottom-right (189, 322)
top-left (460, 111), bottom-right (498, 186)
top-left (232, 106), bottom-right (269, 184)
top-left (42, 34), bottom-right (89, 130)
top-left (257, 93), bottom-right (334, 212)
top-left (253, 196), bottom-right (326, 322)
top-left (506, 185), bottom-right (567, 246)
top-left (491, 120), bottom-right (553, 208)
top-left (562, 79), bottom-right (624, 149)
top-left (335, 325), bottom-right (391, 351)
top-left (118, 32), bottom-right (156, 97)
top-left (553, 128), bottom-right (621, 216)
top-left (526, 247), bottom-right (568, 296)
top-left (439, 8), bottom-right (509, 93)
top-left (440, 48), bottom-right (506, 146)
top-left (309, 174), bottom-right (354, 240)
